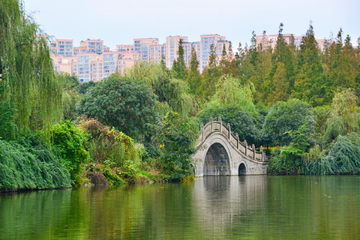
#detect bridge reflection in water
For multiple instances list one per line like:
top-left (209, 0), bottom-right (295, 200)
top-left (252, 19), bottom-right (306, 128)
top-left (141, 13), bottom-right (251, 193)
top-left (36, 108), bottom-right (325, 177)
top-left (193, 176), bottom-right (268, 234)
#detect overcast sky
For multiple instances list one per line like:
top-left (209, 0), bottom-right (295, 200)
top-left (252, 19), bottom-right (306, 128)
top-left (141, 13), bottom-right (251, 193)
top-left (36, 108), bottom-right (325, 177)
top-left (25, 0), bottom-right (360, 50)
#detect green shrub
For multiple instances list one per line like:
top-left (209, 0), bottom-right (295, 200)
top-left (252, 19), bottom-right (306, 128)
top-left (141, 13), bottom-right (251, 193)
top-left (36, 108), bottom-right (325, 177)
top-left (263, 99), bottom-right (315, 146)
top-left (313, 105), bottom-right (331, 135)
top-left (0, 99), bottom-right (17, 140)
top-left (77, 116), bottom-right (137, 167)
top-left (269, 123), bottom-right (313, 174)
top-left (51, 121), bottom-right (90, 184)
top-left (77, 75), bottom-right (158, 139)
top-left (62, 89), bottom-right (81, 121)
top-left (155, 111), bottom-right (197, 180)
top-left (305, 133), bottom-right (360, 175)
top-left (324, 89), bottom-right (359, 142)
top-left (89, 163), bottom-right (126, 185)
top-left (0, 135), bottom-right (71, 191)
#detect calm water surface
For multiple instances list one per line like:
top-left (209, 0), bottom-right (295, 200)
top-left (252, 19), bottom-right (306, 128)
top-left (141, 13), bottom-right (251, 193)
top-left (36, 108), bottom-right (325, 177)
top-left (1, 176), bottom-right (360, 239)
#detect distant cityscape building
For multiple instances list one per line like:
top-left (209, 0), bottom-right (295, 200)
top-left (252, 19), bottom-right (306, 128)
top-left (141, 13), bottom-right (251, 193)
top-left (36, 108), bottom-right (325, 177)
top-left (116, 44), bottom-right (135, 53)
top-left (50, 39), bottom-right (73, 57)
top-left (116, 34), bottom-right (232, 71)
top-left (50, 34), bottom-right (233, 82)
top-left (255, 34), bottom-right (326, 51)
top-left (134, 38), bottom-right (159, 61)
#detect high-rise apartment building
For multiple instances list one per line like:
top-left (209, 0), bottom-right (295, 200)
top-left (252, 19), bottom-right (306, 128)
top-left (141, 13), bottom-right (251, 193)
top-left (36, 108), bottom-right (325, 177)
top-left (146, 34), bottom-right (232, 71)
top-left (116, 44), bottom-right (135, 53)
top-left (72, 53), bottom-right (101, 82)
top-left (134, 38), bottom-right (159, 61)
top-left (52, 56), bottom-right (74, 73)
top-left (256, 34), bottom-right (326, 51)
top-left (54, 51), bottom-right (139, 82)
top-left (51, 34), bottom-right (234, 81)
top-left (73, 46), bottom-right (87, 56)
top-left (164, 36), bottom-right (188, 68)
top-left (149, 43), bottom-right (166, 63)
top-left (50, 39), bottom-right (73, 57)
top-left (51, 38), bottom-right (140, 82)
top-left (199, 34), bottom-right (231, 70)
top-left (102, 51), bottom-right (139, 78)
top-left (80, 39), bottom-right (104, 54)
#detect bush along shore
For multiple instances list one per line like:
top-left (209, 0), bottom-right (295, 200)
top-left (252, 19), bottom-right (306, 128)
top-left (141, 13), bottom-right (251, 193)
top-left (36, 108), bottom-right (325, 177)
top-left (1, 0), bottom-right (360, 192)
top-left (0, 112), bottom-right (197, 192)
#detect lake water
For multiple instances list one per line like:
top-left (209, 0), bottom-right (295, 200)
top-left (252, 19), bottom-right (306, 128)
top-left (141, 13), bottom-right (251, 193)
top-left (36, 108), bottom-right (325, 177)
top-left (1, 176), bottom-right (360, 239)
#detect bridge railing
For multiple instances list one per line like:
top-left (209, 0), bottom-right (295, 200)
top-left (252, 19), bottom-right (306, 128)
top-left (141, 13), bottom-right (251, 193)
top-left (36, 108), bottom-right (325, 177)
top-left (198, 116), bottom-right (267, 162)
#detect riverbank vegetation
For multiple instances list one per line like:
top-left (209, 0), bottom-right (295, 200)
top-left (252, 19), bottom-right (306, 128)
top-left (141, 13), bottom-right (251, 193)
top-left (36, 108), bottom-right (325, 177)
top-left (1, 0), bottom-right (360, 191)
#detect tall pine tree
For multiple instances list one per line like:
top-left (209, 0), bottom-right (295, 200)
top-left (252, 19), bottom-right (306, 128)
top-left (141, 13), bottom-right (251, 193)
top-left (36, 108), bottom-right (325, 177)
top-left (252, 31), bottom-right (272, 103)
top-left (292, 23), bottom-right (325, 106)
top-left (267, 62), bottom-right (289, 104)
top-left (187, 46), bottom-right (202, 95)
top-left (172, 38), bottom-right (186, 79)
top-left (201, 44), bottom-right (220, 99)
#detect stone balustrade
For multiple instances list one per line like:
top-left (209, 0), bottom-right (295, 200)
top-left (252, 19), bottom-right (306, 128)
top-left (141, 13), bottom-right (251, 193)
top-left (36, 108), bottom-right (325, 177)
top-left (197, 116), bottom-right (267, 162)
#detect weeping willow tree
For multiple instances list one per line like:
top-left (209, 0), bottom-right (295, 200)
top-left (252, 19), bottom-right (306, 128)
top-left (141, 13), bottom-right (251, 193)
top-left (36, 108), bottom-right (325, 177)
top-left (57, 72), bottom-right (81, 120)
top-left (324, 89), bottom-right (359, 142)
top-left (206, 75), bottom-right (257, 115)
top-left (0, 0), bottom-right (62, 139)
top-left (126, 61), bottom-right (195, 116)
top-left (304, 89), bottom-right (360, 175)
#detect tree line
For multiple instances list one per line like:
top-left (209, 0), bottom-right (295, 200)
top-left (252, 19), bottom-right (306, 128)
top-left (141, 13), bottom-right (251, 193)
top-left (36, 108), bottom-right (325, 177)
top-left (1, 0), bottom-right (360, 192)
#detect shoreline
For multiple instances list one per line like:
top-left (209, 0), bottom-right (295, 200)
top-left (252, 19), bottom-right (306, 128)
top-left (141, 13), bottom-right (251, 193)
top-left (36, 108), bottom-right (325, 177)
top-left (3, 172), bottom-right (360, 194)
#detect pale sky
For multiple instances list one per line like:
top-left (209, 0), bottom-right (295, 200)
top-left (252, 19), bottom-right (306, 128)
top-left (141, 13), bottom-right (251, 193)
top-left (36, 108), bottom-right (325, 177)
top-left (25, 0), bottom-right (360, 50)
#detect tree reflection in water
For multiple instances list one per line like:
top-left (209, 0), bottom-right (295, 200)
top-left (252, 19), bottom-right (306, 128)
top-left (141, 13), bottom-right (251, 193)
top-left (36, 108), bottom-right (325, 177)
top-left (1, 176), bottom-right (360, 239)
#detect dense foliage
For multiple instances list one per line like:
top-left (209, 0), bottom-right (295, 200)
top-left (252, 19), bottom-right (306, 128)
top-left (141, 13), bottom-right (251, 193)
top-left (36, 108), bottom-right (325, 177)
top-left (77, 116), bottom-right (137, 167)
top-left (2, 0), bottom-right (360, 192)
top-left (305, 133), bottom-right (360, 175)
top-left (269, 123), bottom-right (314, 174)
top-left (51, 121), bottom-right (91, 183)
top-left (57, 73), bottom-right (82, 120)
top-left (0, 135), bottom-right (71, 191)
top-left (323, 89), bottom-right (359, 142)
top-left (77, 74), bottom-right (158, 138)
top-left (155, 112), bottom-right (197, 180)
top-left (0, 0), bottom-right (62, 140)
top-left (262, 99), bottom-right (315, 145)
top-left (126, 61), bottom-right (195, 116)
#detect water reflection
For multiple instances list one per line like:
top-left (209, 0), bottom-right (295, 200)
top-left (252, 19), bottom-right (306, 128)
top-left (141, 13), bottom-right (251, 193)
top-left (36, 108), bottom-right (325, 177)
top-left (0, 176), bottom-right (359, 239)
top-left (193, 176), bottom-right (268, 238)
top-left (195, 176), bottom-right (268, 214)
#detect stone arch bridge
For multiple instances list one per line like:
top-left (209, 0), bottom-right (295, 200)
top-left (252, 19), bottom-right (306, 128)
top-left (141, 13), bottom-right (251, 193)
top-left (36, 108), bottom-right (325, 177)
top-left (192, 116), bottom-right (268, 177)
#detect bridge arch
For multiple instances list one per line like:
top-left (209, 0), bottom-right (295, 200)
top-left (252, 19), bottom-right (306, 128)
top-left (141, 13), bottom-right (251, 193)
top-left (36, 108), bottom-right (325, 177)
top-left (238, 163), bottom-right (246, 175)
top-left (192, 116), bottom-right (268, 177)
top-left (204, 142), bottom-right (231, 175)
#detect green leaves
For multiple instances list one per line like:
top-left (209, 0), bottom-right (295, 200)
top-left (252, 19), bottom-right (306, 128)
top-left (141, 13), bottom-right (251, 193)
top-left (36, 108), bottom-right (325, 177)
top-left (126, 61), bottom-right (194, 117)
top-left (269, 123), bottom-right (314, 174)
top-left (172, 38), bottom-right (186, 80)
top-left (155, 112), bottom-right (197, 180)
top-left (305, 133), bottom-right (360, 175)
top-left (263, 99), bottom-right (315, 145)
top-left (324, 89), bottom-right (359, 142)
top-left (51, 121), bottom-right (90, 183)
top-left (77, 75), bottom-right (158, 139)
top-left (77, 117), bottom-right (137, 168)
top-left (0, 135), bottom-right (71, 191)
top-left (0, 99), bottom-right (17, 140)
top-left (0, 0), bottom-right (62, 139)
